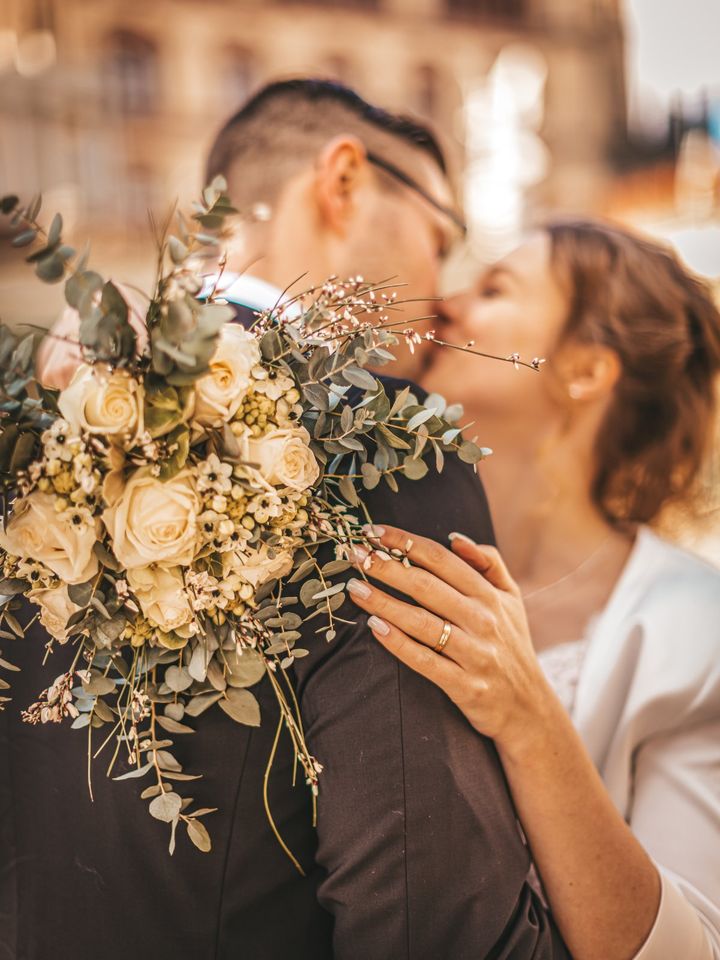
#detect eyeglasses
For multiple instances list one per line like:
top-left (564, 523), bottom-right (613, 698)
top-left (366, 150), bottom-right (468, 239)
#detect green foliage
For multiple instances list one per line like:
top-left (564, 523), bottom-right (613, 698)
top-left (0, 179), bottom-right (502, 862)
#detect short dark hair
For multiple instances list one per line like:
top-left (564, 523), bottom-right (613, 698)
top-left (205, 78), bottom-right (447, 208)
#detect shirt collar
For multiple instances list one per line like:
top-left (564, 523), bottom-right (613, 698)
top-left (201, 273), bottom-right (293, 314)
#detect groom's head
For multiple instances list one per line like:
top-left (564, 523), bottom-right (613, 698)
top-left (206, 79), bottom-right (464, 378)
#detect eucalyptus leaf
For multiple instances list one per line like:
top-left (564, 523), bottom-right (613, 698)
top-left (92, 698), bottom-right (115, 722)
top-left (288, 558), bottom-right (315, 583)
top-left (299, 578), bottom-right (322, 607)
top-left (0, 195), bottom-right (19, 214)
top-left (2, 613), bottom-right (22, 638)
top-left (188, 644), bottom-right (209, 683)
top-left (361, 462), bottom-right (381, 490)
top-left (311, 582), bottom-right (345, 602)
top-left (375, 424), bottom-right (411, 451)
top-left (225, 648), bottom-right (266, 688)
top-left (406, 408), bottom-right (435, 431)
top-left (11, 229), bottom-right (37, 248)
top-left (149, 791), bottom-right (183, 823)
top-left (168, 235), bottom-right (189, 264)
top-left (164, 702), bottom-right (185, 722)
top-left (47, 212), bottom-right (63, 247)
top-left (82, 673), bottom-right (116, 696)
top-left (458, 440), bottom-right (485, 464)
top-left (402, 456), bottom-right (429, 480)
top-left (113, 761), bottom-right (153, 781)
top-left (165, 665), bottom-right (193, 693)
top-left (27, 194), bottom-right (41, 221)
top-left (388, 386), bottom-right (411, 419)
top-left (156, 715), bottom-right (195, 735)
top-left (65, 270), bottom-right (104, 315)
top-left (342, 366), bottom-right (377, 391)
top-left (187, 818), bottom-right (212, 852)
top-left (0, 579), bottom-right (27, 596)
top-left (184, 690), bottom-right (223, 717)
top-left (304, 383), bottom-right (330, 412)
top-left (218, 688), bottom-right (261, 726)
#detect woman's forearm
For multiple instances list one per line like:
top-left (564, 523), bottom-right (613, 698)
top-left (498, 692), bottom-right (661, 960)
top-left (345, 526), bottom-right (663, 959)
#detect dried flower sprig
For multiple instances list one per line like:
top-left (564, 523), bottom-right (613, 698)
top-left (0, 178), bottom-right (541, 863)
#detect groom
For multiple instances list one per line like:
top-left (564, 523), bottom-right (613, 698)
top-left (3, 80), bottom-right (568, 959)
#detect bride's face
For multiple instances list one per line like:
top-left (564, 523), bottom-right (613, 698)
top-left (422, 233), bottom-right (569, 424)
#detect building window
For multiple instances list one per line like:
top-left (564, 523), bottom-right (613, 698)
top-left (105, 30), bottom-right (159, 116)
top-left (447, 0), bottom-right (526, 20)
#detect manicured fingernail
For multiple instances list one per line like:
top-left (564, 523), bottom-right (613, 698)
top-left (347, 578), bottom-right (371, 599)
top-left (449, 532), bottom-right (475, 545)
top-left (363, 524), bottom-right (386, 538)
top-left (368, 616), bottom-right (390, 636)
top-left (350, 544), bottom-right (369, 562)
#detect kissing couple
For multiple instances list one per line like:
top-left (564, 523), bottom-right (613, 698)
top-left (5, 78), bottom-right (720, 960)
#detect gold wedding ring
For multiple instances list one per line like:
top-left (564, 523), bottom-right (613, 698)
top-left (434, 620), bottom-right (452, 655)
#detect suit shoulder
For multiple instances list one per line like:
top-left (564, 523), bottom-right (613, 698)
top-left (363, 450), bottom-right (494, 547)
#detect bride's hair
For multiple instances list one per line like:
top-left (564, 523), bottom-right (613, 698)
top-left (545, 219), bottom-right (720, 526)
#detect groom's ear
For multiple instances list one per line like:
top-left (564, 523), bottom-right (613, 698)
top-left (313, 136), bottom-right (369, 235)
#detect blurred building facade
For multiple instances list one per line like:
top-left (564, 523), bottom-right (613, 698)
top-left (0, 0), bottom-right (627, 265)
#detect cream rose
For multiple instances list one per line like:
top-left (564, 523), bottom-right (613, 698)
top-left (223, 543), bottom-right (295, 590)
top-left (58, 364), bottom-right (143, 442)
top-left (193, 325), bottom-right (260, 427)
top-left (247, 426), bottom-right (319, 492)
top-left (29, 584), bottom-right (81, 642)
top-left (103, 469), bottom-right (200, 569)
top-left (0, 492), bottom-right (99, 584)
top-left (127, 565), bottom-right (194, 634)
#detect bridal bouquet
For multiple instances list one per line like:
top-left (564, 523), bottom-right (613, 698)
top-left (0, 181), bottom-right (490, 855)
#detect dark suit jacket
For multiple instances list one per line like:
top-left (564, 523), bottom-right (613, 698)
top-left (0, 323), bottom-right (569, 959)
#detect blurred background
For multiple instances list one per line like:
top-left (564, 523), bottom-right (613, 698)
top-left (0, 0), bottom-right (718, 304)
top-left (0, 0), bottom-right (719, 549)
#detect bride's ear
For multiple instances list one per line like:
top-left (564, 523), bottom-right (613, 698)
top-left (557, 342), bottom-right (621, 405)
top-left (313, 135), bottom-right (368, 235)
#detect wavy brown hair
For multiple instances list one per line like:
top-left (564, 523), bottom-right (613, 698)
top-left (546, 219), bottom-right (720, 526)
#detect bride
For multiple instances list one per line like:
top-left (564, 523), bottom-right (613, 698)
top-left (348, 219), bottom-right (720, 960)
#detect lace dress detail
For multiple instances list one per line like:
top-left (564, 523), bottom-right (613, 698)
top-left (536, 638), bottom-right (590, 715)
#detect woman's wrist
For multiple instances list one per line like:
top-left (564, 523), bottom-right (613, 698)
top-left (496, 677), bottom-right (572, 768)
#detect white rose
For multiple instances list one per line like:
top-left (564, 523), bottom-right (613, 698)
top-left (126, 565), bottom-right (194, 634)
top-left (103, 469), bottom-right (200, 569)
top-left (58, 364), bottom-right (143, 443)
top-left (223, 543), bottom-right (295, 590)
top-left (193, 325), bottom-right (261, 427)
top-left (0, 491), bottom-right (99, 584)
top-left (29, 584), bottom-right (81, 642)
top-left (247, 426), bottom-right (319, 492)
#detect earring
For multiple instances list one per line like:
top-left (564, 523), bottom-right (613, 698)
top-left (568, 384), bottom-right (583, 400)
top-left (250, 203), bottom-right (272, 222)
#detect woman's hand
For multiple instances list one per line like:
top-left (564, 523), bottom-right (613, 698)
top-left (348, 526), bottom-right (667, 960)
top-left (347, 525), bottom-right (555, 755)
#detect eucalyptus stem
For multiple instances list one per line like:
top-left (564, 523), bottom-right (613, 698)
top-left (263, 708), bottom-right (305, 876)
